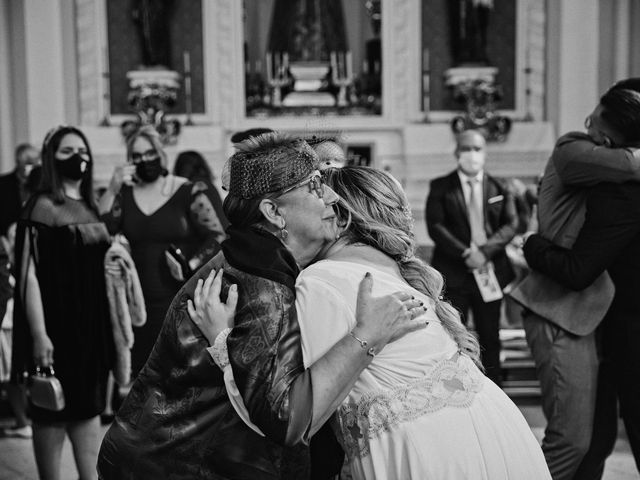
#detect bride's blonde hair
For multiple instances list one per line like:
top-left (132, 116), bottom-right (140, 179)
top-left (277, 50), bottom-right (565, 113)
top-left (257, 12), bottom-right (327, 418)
top-left (323, 166), bottom-right (481, 366)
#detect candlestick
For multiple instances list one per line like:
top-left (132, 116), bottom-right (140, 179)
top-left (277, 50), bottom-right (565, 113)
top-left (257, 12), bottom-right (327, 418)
top-left (100, 46), bottom-right (111, 126)
top-left (183, 51), bottom-right (193, 125)
top-left (330, 51), bottom-right (337, 82)
top-left (346, 51), bottom-right (352, 79)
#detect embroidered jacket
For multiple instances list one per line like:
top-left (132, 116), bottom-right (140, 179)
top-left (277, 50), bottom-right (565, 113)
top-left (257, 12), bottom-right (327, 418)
top-left (97, 250), bottom-right (310, 479)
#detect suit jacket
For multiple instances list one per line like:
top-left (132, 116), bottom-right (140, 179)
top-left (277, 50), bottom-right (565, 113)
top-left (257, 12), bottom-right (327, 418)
top-left (426, 170), bottom-right (517, 289)
top-left (524, 182), bottom-right (640, 334)
top-left (509, 133), bottom-right (640, 335)
top-left (0, 171), bottom-right (21, 236)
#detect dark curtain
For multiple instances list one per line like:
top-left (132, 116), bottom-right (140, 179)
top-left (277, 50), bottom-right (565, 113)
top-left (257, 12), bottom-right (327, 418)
top-left (268, 0), bottom-right (348, 61)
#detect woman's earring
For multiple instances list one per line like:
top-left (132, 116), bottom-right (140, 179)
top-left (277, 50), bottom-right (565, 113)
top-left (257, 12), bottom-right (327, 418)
top-left (280, 220), bottom-right (288, 241)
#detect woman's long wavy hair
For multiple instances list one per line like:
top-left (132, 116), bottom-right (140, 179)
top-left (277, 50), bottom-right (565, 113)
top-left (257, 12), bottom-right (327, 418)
top-left (323, 166), bottom-right (482, 366)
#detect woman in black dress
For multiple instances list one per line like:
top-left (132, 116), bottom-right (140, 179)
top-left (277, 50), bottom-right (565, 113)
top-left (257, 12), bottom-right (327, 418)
top-left (12, 125), bottom-right (115, 480)
top-left (99, 126), bottom-right (225, 378)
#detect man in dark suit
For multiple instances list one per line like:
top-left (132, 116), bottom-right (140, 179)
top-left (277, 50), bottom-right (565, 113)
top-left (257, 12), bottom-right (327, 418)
top-left (0, 143), bottom-right (40, 236)
top-left (511, 79), bottom-right (640, 480)
top-left (523, 84), bottom-right (640, 480)
top-left (426, 129), bottom-right (517, 384)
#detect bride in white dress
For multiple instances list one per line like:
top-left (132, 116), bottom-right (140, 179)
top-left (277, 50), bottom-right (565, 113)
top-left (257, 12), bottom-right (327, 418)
top-left (195, 166), bottom-right (551, 479)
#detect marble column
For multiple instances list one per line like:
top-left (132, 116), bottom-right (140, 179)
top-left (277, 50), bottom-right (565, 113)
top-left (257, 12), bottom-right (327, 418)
top-left (546, 0), bottom-right (599, 136)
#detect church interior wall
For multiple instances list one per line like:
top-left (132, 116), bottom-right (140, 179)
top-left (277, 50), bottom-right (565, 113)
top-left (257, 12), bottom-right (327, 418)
top-left (0, 0), bottom-right (636, 250)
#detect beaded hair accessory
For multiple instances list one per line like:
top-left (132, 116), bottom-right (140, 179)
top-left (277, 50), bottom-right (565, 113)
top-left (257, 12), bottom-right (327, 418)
top-left (222, 137), bottom-right (319, 199)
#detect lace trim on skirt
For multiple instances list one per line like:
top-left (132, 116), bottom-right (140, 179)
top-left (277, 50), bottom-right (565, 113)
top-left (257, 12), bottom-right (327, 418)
top-left (337, 353), bottom-right (485, 458)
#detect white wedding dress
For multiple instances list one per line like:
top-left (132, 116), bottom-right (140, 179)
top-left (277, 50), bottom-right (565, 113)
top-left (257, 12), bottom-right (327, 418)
top-left (296, 260), bottom-right (551, 480)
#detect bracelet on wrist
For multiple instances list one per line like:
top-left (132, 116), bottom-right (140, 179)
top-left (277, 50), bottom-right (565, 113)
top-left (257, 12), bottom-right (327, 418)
top-left (349, 330), bottom-right (376, 357)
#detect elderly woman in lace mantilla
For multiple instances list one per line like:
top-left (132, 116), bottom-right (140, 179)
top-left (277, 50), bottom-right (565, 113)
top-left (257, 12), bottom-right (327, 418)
top-left (192, 165), bottom-right (552, 479)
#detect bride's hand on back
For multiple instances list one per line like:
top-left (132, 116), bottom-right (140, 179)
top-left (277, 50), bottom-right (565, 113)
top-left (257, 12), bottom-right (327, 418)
top-left (187, 268), bottom-right (238, 345)
top-left (352, 273), bottom-right (428, 352)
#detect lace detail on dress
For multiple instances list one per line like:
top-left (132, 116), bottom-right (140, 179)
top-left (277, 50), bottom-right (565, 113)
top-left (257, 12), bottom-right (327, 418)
top-left (211, 328), bottom-right (232, 370)
top-left (338, 353), bottom-right (485, 458)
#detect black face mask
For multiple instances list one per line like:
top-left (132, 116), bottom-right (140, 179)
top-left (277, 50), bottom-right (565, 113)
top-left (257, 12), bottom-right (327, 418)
top-left (55, 153), bottom-right (89, 181)
top-left (135, 157), bottom-right (166, 183)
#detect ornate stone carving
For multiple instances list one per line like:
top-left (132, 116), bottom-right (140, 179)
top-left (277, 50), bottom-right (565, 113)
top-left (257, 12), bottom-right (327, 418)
top-left (445, 67), bottom-right (512, 141)
top-left (75, 0), bottom-right (102, 125)
top-left (121, 70), bottom-right (182, 144)
top-left (214, 0), bottom-right (236, 125)
top-left (392, 0), bottom-right (411, 121)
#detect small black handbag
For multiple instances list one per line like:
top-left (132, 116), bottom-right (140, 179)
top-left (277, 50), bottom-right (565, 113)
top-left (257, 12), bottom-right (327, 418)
top-left (165, 243), bottom-right (192, 282)
top-left (29, 365), bottom-right (65, 411)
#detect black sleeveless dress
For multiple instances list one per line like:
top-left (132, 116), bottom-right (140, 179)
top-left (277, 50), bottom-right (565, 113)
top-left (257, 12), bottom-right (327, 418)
top-left (12, 194), bottom-right (115, 422)
top-left (102, 181), bottom-right (223, 377)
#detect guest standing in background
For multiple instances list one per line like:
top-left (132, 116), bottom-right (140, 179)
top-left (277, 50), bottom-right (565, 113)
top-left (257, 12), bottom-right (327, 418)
top-left (306, 136), bottom-right (347, 170)
top-left (11, 126), bottom-right (115, 480)
top-left (173, 150), bottom-right (229, 233)
top-left (99, 126), bottom-right (224, 378)
top-left (0, 143), bottom-right (40, 237)
top-left (426, 129), bottom-right (517, 385)
top-left (0, 143), bottom-right (41, 440)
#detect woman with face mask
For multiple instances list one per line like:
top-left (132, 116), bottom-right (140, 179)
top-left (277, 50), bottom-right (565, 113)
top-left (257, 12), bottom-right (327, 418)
top-left (11, 125), bottom-right (115, 480)
top-left (99, 126), bottom-right (225, 380)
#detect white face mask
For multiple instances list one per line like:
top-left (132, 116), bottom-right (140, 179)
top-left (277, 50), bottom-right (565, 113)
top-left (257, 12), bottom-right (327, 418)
top-left (457, 150), bottom-right (485, 176)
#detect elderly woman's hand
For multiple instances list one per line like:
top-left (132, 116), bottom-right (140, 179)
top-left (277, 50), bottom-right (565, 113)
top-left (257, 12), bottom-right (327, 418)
top-left (351, 273), bottom-right (428, 353)
top-left (187, 268), bottom-right (238, 345)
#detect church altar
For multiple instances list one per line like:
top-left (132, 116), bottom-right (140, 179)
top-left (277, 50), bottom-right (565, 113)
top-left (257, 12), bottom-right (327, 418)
top-left (75, 0), bottom-right (550, 246)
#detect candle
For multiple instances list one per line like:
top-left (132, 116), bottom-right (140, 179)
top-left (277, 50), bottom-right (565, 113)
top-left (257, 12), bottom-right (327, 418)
top-left (266, 51), bottom-right (272, 81)
top-left (283, 52), bottom-right (289, 71)
top-left (363, 60), bottom-right (369, 75)
top-left (330, 51), bottom-right (338, 82)
top-left (346, 51), bottom-right (352, 79)
top-left (183, 51), bottom-right (191, 74)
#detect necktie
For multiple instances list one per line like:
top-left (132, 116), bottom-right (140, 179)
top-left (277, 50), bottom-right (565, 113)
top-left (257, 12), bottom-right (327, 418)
top-left (467, 179), bottom-right (487, 246)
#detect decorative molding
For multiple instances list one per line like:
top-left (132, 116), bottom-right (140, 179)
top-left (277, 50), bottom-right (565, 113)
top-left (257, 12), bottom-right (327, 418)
top-left (390, 0), bottom-right (411, 121)
top-left (75, 0), bottom-right (103, 126)
top-left (527, 0), bottom-right (546, 121)
top-left (210, 0), bottom-right (240, 128)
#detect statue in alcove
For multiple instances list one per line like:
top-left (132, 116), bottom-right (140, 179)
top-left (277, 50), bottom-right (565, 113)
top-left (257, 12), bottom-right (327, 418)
top-left (265, 0), bottom-right (349, 107)
top-left (268, 0), bottom-right (348, 62)
top-left (449, 0), bottom-right (493, 65)
top-left (132, 0), bottom-right (175, 68)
